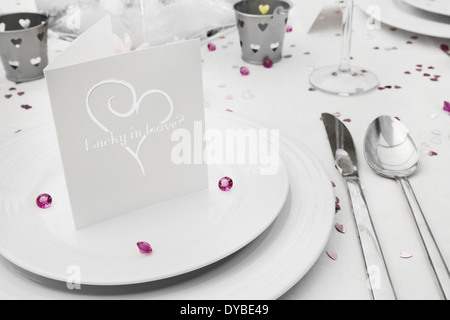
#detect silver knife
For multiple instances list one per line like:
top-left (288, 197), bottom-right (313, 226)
top-left (322, 113), bottom-right (397, 300)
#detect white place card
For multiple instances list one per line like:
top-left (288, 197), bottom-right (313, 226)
top-left (45, 16), bottom-right (208, 229)
top-left (292, 0), bottom-right (329, 33)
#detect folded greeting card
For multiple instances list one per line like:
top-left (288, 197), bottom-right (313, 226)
top-left (45, 16), bottom-right (208, 229)
top-left (292, 0), bottom-right (329, 33)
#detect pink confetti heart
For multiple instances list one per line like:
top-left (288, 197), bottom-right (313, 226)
top-left (444, 101), bottom-right (450, 113)
top-left (21, 104), bottom-right (32, 110)
top-left (335, 224), bottom-right (346, 234)
top-left (400, 251), bottom-right (413, 259)
top-left (5, 94), bottom-right (12, 99)
top-left (428, 151), bottom-right (438, 157)
top-left (327, 250), bottom-right (338, 261)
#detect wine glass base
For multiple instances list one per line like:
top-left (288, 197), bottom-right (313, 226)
top-left (310, 66), bottom-right (379, 97)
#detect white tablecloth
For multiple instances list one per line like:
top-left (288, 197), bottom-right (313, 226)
top-left (1, 3), bottom-right (449, 300)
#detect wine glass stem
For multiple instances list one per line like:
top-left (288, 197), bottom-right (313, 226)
top-left (339, 0), bottom-right (354, 73)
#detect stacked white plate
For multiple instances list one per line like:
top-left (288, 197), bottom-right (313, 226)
top-left (357, 0), bottom-right (450, 38)
top-left (0, 110), bottom-right (335, 299)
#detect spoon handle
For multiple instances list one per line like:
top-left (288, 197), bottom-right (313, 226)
top-left (346, 178), bottom-right (397, 300)
top-left (398, 177), bottom-right (450, 300)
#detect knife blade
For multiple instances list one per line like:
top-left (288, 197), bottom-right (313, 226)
top-left (322, 113), bottom-right (397, 300)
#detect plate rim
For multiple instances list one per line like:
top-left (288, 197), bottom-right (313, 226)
top-left (0, 110), bottom-right (336, 299)
top-left (0, 118), bottom-right (290, 286)
top-left (403, 0), bottom-right (450, 17)
top-left (357, 0), bottom-right (450, 39)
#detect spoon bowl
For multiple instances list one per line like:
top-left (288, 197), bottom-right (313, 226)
top-left (364, 115), bottom-right (450, 300)
top-left (364, 115), bottom-right (420, 179)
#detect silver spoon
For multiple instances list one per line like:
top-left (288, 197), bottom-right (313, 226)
top-left (364, 115), bottom-right (450, 300)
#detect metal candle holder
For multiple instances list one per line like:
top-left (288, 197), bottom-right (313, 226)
top-left (0, 12), bottom-right (49, 83)
top-left (234, 0), bottom-right (292, 65)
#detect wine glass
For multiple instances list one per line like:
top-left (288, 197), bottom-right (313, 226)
top-left (309, 0), bottom-right (379, 96)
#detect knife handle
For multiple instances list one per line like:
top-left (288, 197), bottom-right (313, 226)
top-left (346, 178), bottom-right (397, 300)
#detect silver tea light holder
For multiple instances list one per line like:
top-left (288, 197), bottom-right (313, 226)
top-left (234, 0), bottom-right (293, 65)
top-left (0, 12), bottom-right (49, 83)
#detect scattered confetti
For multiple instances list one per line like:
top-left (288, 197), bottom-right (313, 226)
top-left (219, 177), bottom-right (234, 192)
top-left (36, 194), bottom-right (52, 209)
top-left (428, 151), bottom-right (438, 157)
top-left (137, 242), bottom-right (153, 255)
top-left (400, 251), bottom-right (413, 259)
top-left (335, 224), bottom-right (345, 234)
top-left (333, 112), bottom-right (341, 118)
top-left (431, 137), bottom-right (441, 145)
top-left (444, 101), bottom-right (450, 113)
top-left (263, 57), bottom-right (274, 69)
top-left (21, 104), bottom-right (32, 110)
top-left (286, 26), bottom-right (293, 33)
top-left (240, 66), bottom-right (250, 76)
top-left (225, 109), bottom-right (234, 113)
top-left (207, 43), bottom-right (216, 52)
top-left (327, 250), bottom-right (338, 261)
top-left (343, 119), bottom-right (352, 123)
top-left (440, 44), bottom-right (449, 53)
top-left (332, 181), bottom-right (336, 188)
top-left (242, 90), bottom-right (254, 99)
top-left (430, 114), bottom-right (439, 120)
top-left (5, 94), bottom-right (12, 99)
top-left (17, 92), bottom-right (25, 96)
top-left (335, 202), bottom-right (341, 213)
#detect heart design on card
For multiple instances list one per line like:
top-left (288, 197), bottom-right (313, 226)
top-left (0, 23), bottom-right (6, 32)
top-left (86, 79), bottom-right (174, 176)
top-left (259, 4), bottom-right (270, 15)
top-left (19, 19), bottom-right (31, 29)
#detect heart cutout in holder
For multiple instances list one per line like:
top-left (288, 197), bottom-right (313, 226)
top-left (19, 19), bottom-right (31, 29)
top-left (258, 23), bottom-right (269, 32)
top-left (37, 32), bottom-right (45, 41)
top-left (30, 57), bottom-right (41, 67)
top-left (238, 20), bottom-right (245, 28)
top-left (0, 23), bottom-right (5, 32)
top-left (250, 44), bottom-right (261, 53)
top-left (9, 61), bottom-right (19, 70)
top-left (11, 38), bottom-right (22, 48)
top-left (270, 42), bottom-right (280, 52)
top-left (86, 79), bottom-right (175, 176)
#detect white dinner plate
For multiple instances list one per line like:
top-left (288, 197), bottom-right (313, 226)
top-left (0, 111), bottom-right (335, 300)
top-left (403, 0), bottom-right (450, 17)
top-left (0, 114), bottom-right (289, 286)
top-left (357, 0), bottom-right (450, 38)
